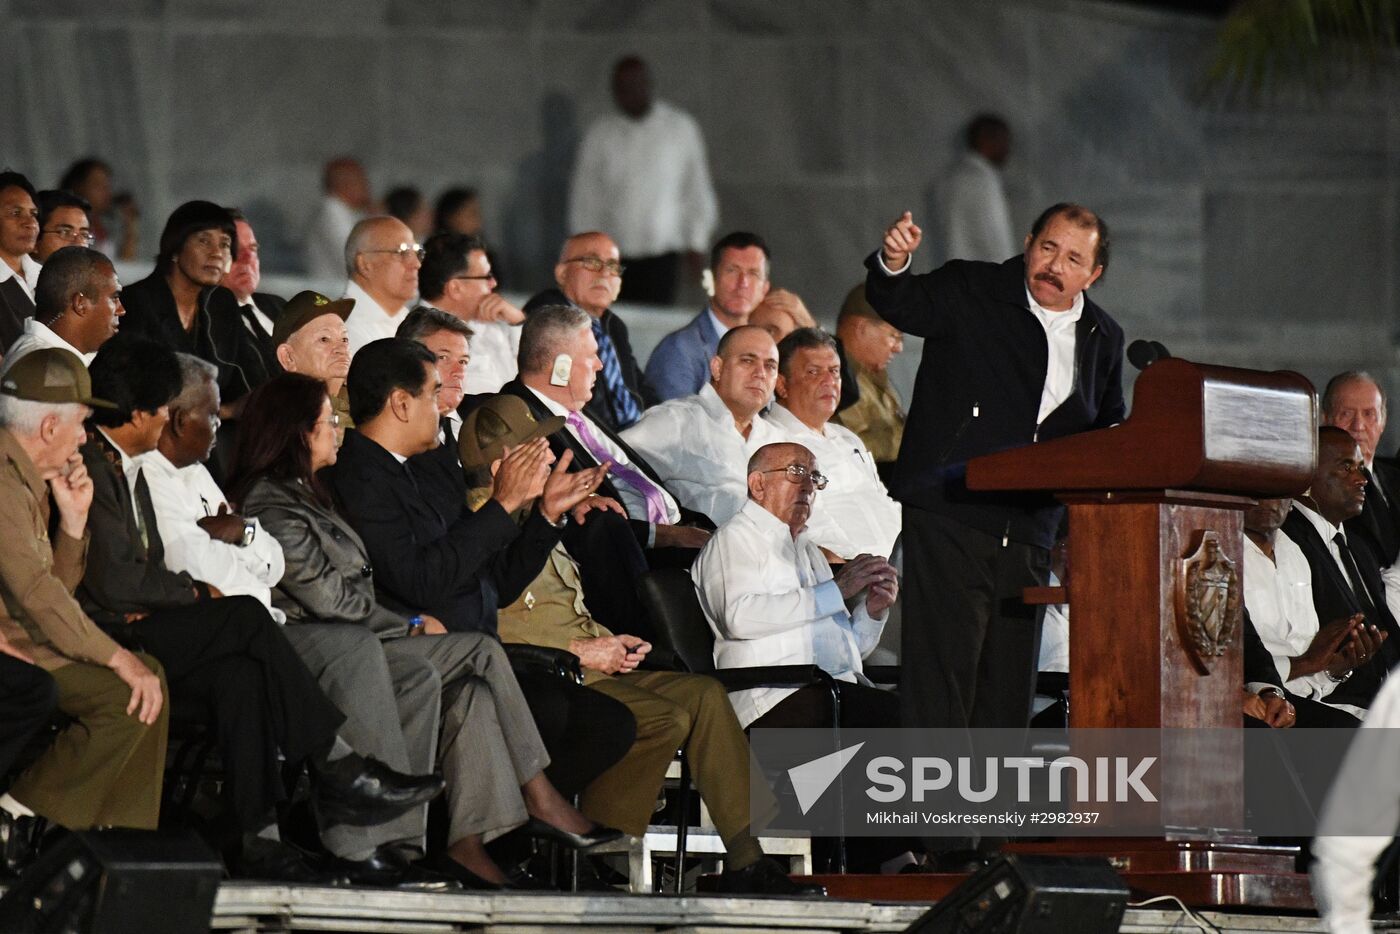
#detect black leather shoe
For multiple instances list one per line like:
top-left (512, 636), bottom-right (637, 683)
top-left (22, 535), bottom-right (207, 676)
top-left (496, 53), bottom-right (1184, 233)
top-left (336, 846), bottom-right (460, 891)
top-left (0, 810), bottom-right (42, 879)
top-left (236, 837), bottom-right (347, 886)
top-left (522, 816), bottom-right (625, 850)
top-left (313, 753), bottom-right (445, 826)
top-left (714, 857), bottom-right (826, 896)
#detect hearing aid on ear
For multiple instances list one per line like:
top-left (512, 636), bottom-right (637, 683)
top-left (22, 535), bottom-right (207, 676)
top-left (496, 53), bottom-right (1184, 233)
top-left (550, 354), bottom-right (573, 387)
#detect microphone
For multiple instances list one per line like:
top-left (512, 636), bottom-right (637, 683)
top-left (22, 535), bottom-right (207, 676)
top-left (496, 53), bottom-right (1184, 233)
top-left (1127, 339), bottom-right (1172, 371)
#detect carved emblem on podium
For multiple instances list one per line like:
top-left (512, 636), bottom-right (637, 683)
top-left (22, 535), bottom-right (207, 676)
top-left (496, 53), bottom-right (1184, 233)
top-left (1175, 531), bottom-right (1240, 673)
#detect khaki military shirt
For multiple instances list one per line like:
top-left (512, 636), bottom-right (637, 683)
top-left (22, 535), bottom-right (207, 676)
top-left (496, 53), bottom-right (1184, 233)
top-left (833, 358), bottom-right (906, 464)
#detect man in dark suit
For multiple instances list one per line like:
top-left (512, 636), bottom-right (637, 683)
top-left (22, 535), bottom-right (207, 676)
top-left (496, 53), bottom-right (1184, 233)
top-left (326, 338), bottom-right (636, 800)
top-left (524, 232), bottom-right (655, 430)
top-left (1281, 426), bottom-right (1398, 712)
top-left (1321, 371), bottom-right (1400, 571)
top-left (80, 335), bottom-right (444, 883)
top-left (222, 210), bottom-right (285, 379)
top-left (0, 171), bottom-right (41, 352)
top-left (865, 205), bottom-right (1125, 739)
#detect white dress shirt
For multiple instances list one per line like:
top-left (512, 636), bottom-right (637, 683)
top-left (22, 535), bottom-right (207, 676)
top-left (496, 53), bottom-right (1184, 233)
top-left (1038, 571), bottom-right (1069, 673)
top-left (343, 279), bottom-right (409, 358)
top-left (1024, 287), bottom-right (1083, 425)
top-left (0, 318), bottom-right (94, 377)
top-left (568, 100), bottom-right (719, 257)
top-left (305, 196), bottom-right (361, 281)
top-left (762, 404), bottom-right (901, 560)
top-left (526, 386), bottom-right (681, 525)
top-left (1244, 533), bottom-right (1362, 713)
top-left (0, 253), bottom-right (42, 302)
top-left (464, 319), bottom-right (521, 395)
top-left (135, 450), bottom-right (286, 621)
top-left (942, 151), bottom-right (1016, 263)
top-left (693, 499), bottom-right (888, 728)
top-left (1312, 670), bottom-right (1400, 933)
top-left (621, 383), bottom-right (781, 526)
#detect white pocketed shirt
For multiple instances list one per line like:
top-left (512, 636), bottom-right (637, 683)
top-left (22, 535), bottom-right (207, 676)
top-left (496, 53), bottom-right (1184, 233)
top-left (693, 498), bottom-right (888, 728)
top-left (621, 383), bottom-right (781, 526)
top-left (568, 100), bottom-right (718, 257)
top-left (762, 404), bottom-right (901, 560)
top-left (135, 449), bottom-right (286, 621)
top-left (343, 279), bottom-right (409, 358)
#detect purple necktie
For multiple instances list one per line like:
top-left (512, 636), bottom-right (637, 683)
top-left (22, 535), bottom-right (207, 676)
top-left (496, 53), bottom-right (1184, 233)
top-left (566, 411), bottom-right (669, 523)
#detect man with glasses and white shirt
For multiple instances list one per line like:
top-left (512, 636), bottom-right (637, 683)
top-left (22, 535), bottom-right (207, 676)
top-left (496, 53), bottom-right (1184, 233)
top-left (415, 232), bottom-right (523, 396)
top-left (342, 216), bottom-right (423, 357)
top-left (33, 190), bottom-right (94, 264)
top-left (693, 441), bottom-right (899, 730)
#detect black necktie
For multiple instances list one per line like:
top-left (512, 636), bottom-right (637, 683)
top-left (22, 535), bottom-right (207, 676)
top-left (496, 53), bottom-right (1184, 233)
top-left (1334, 531), bottom-right (1379, 620)
top-left (240, 303), bottom-right (271, 344)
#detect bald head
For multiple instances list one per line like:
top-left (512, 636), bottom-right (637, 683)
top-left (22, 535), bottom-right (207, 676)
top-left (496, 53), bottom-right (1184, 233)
top-left (747, 442), bottom-right (819, 537)
top-left (711, 325), bottom-right (778, 421)
top-left (347, 216), bottom-right (422, 308)
top-left (555, 231), bottom-right (622, 317)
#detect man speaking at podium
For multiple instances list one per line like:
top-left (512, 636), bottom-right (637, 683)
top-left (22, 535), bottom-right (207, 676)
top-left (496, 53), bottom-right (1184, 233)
top-left (864, 203), bottom-right (1125, 750)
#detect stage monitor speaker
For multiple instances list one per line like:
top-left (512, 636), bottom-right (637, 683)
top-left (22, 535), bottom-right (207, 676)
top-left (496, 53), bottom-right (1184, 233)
top-left (904, 854), bottom-right (1128, 933)
top-left (0, 827), bottom-right (222, 934)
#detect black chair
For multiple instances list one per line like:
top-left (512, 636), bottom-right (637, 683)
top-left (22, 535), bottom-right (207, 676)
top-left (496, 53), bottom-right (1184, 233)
top-left (636, 567), bottom-right (852, 878)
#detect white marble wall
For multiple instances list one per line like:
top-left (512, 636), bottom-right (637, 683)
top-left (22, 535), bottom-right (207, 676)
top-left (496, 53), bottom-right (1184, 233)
top-left (6, 0), bottom-right (1400, 446)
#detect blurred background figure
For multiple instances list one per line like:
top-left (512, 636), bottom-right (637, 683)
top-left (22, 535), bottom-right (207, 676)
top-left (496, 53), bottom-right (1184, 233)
top-left (386, 186), bottom-right (433, 242)
top-left (570, 56), bottom-right (718, 305)
top-left (306, 157), bottom-right (371, 280)
top-left (942, 114), bottom-right (1014, 263)
top-left (58, 158), bottom-right (139, 262)
top-left (434, 187), bottom-right (483, 237)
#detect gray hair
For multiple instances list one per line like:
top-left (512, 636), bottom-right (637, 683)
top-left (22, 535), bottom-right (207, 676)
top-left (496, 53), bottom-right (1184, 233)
top-left (1321, 370), bottom-right (1387, 423)
top-left (170, 353), bottom-right (219, 412)
top-left (0, 396), bottom-right (85, 436)
top-left (776, 327), bottom-right (839, 378)
top-left (396, 306), bottom-right (473, 345)
top-left (343, 215), bottom-right (394, 278)
top-left (518, 304), bottom-right (591, 375)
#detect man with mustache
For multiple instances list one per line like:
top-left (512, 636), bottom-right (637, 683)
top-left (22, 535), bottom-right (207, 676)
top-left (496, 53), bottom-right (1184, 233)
top-left (864, 203), bottom-right (1125, 863)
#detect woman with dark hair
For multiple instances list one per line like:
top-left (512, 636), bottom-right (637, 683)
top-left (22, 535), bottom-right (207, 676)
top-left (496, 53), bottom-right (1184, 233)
top-left (230, 373), bottom-right (620, 888)
top-left (117, 201), bottom-right (272, 478)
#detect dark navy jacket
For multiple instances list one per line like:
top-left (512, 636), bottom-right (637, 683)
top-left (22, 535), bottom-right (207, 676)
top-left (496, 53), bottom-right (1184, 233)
top-left (864, 253), bottom-right (1125, 549)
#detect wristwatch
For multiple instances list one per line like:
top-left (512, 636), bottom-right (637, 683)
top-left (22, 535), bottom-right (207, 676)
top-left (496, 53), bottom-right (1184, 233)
top-left (239, 520), bottom-right (257, 548)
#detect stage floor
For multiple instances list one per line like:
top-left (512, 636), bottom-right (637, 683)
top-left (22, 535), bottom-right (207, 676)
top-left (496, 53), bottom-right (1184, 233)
top-left (206, 884), bottom-right (1394, 933)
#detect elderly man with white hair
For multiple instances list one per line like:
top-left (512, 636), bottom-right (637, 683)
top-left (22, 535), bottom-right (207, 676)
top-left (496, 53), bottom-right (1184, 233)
top-left (693, 440), bottom-right (899, 731)
top-left (342, 216), bottom-right (423, 357)
top-left (0, 348), bottom-right (168, 875)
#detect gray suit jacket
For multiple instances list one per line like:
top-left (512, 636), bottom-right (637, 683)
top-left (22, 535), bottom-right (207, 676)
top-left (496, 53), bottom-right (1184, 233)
top-left (241, 475), bottom-right (409, 639)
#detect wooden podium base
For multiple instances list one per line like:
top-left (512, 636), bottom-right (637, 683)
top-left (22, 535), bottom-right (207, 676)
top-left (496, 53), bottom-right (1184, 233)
top-left (794, 840), bottom-right (1313, 910)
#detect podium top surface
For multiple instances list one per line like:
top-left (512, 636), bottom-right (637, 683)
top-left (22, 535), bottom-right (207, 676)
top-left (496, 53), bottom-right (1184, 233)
top-left (966, 358), bottom-right (1316, 496)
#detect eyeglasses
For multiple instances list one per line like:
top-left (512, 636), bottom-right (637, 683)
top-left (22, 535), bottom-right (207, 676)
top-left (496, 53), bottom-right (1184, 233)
top-left (564, 256), bottom-right (626, 276)
top-left (761, 464), bottom-right (829, 490)
top-left (42, 225), bottom-right (95, 246)
top-left (318, 413), bottom-right (341, 429)
top-left (362, 243), bottom-right (425, 262)
top-left (451, 272), bottom-right (496, 282)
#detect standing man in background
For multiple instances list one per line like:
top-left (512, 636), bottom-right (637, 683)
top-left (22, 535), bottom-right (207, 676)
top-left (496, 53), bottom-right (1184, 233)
top-left (307, 158), bottom-right (372, 281)
top-left (864, 204), bottom-right (1124, 862)
top-left (942, 114), bottom-right (1016, 263)
top-left (569, 56), bottom-right (718, 305)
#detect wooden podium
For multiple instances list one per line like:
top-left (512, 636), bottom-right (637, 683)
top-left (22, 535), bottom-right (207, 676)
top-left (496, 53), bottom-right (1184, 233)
top-left (965, 358), bottom-right (1317, 906)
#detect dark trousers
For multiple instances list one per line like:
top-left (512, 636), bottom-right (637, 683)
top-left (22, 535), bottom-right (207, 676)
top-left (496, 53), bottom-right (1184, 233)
top-left (0, 654), bottom-right (59, 782)
top-left (618, 252), bottom-right (680, 305)
top-left (900, 507), bottom-right (1048, 732)
top-left (124, 596), bottom-right (346, 830)
top-left (513, 668), bottom-right (636, 799)
top-left (748, 682), bottom-right (901, 730)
